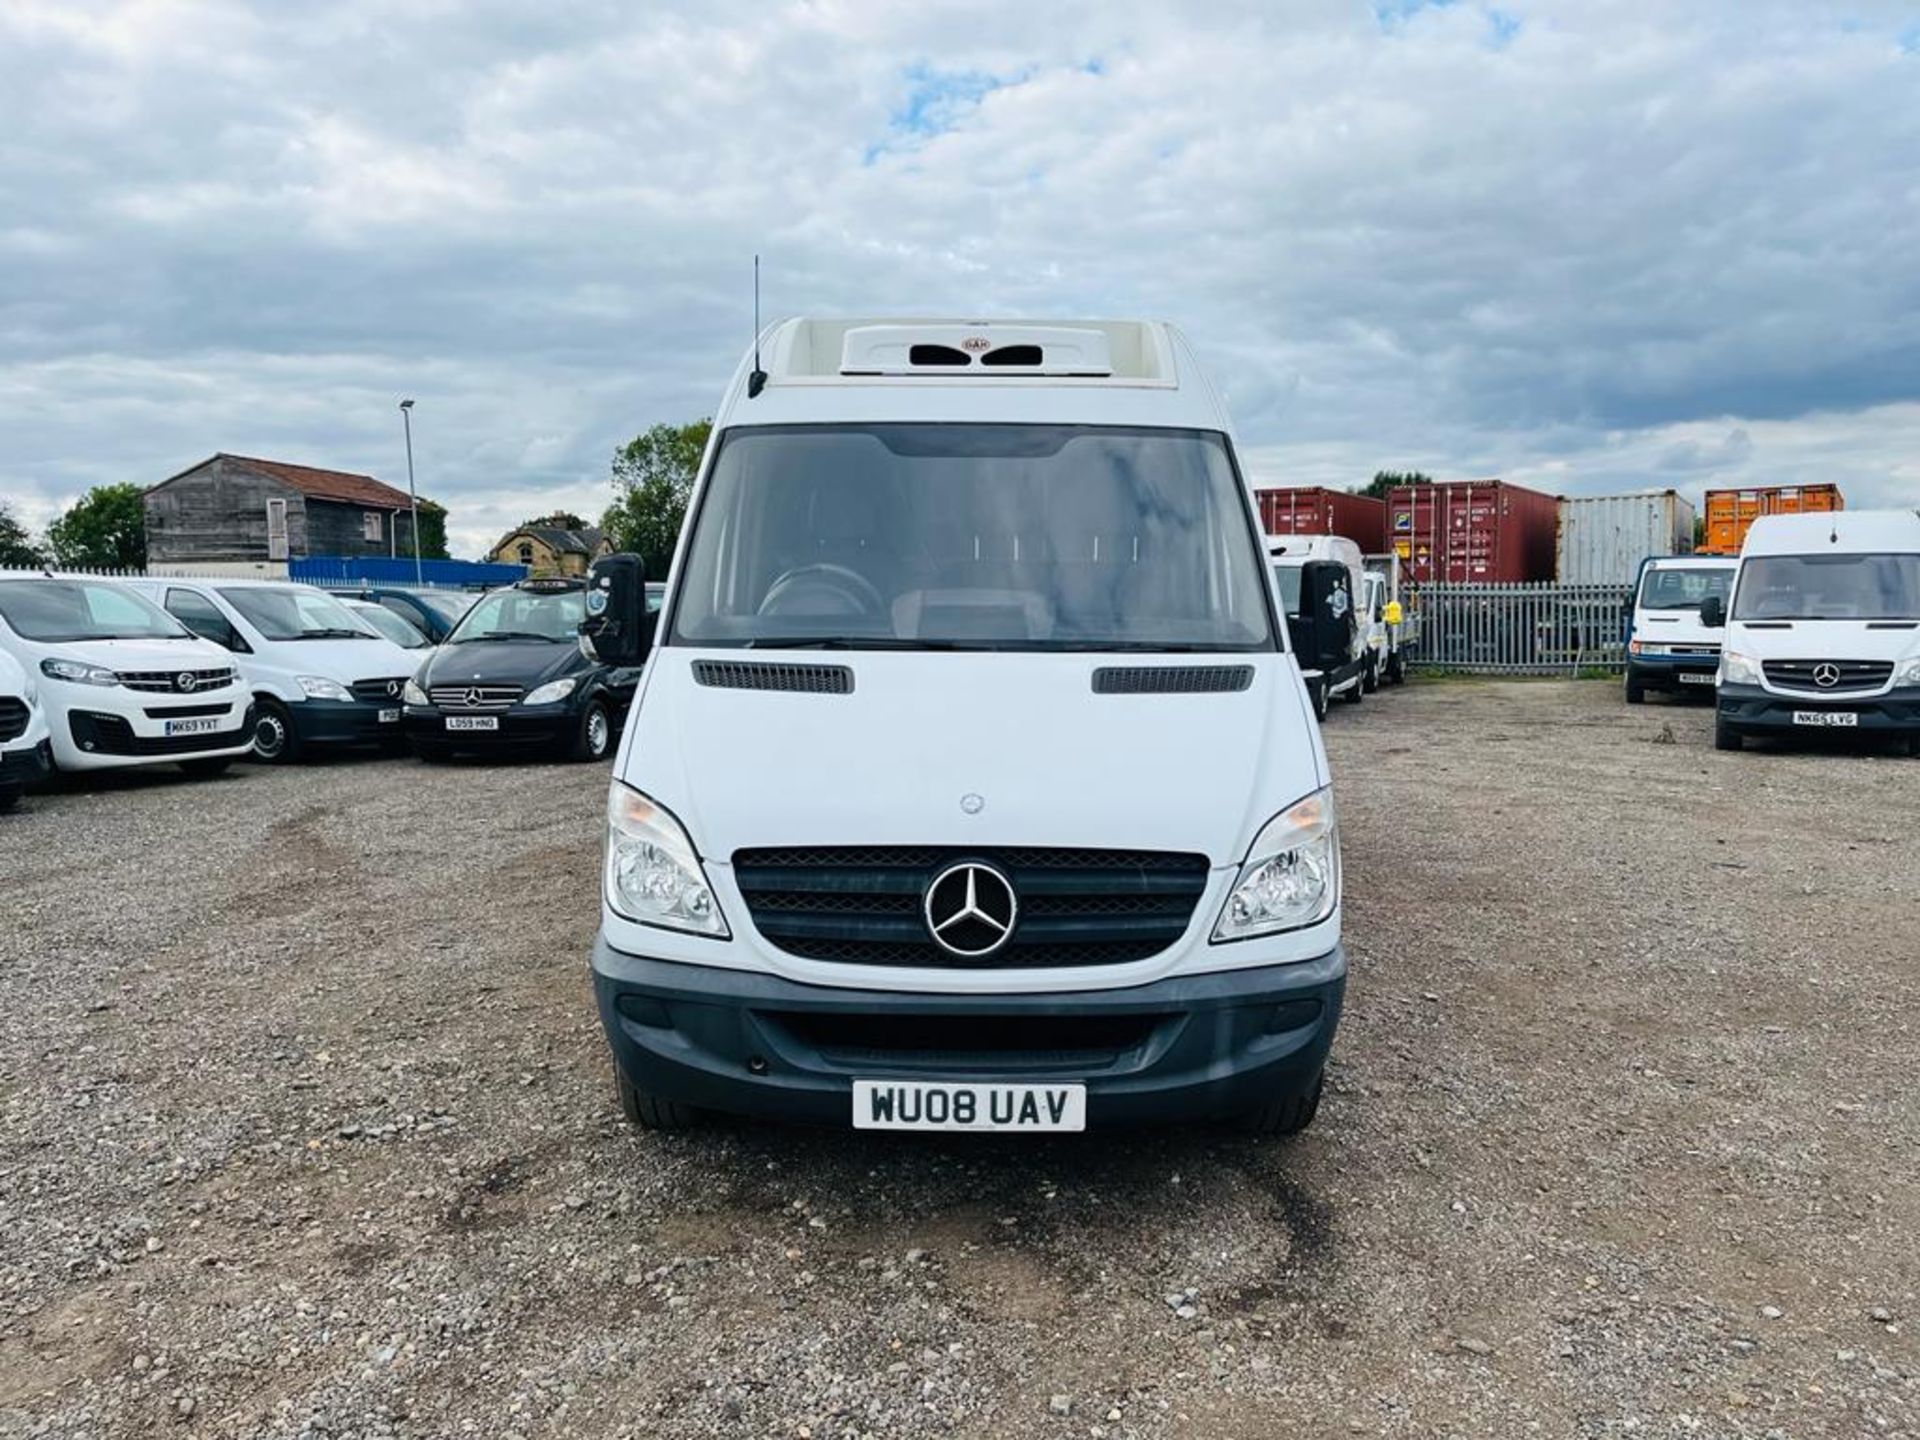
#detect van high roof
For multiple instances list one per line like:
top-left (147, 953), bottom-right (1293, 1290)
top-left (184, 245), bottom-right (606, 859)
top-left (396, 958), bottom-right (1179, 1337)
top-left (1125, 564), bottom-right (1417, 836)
top-left (717, 317), bottom-right (1229, 433)
top-left (1742, 509), bottom-right (1920, 557)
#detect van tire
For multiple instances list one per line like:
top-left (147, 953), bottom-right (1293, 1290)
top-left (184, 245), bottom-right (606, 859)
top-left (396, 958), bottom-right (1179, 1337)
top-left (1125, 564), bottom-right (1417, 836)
top-left (1714, 717), bottom-right (1744, 752)
top-left (179, 757), bottom-right (233, 777)
top-left (251, 699), bottom-right (301, 764)
top-left (1625, 674), bottom-right (1645, 705)
top-left (1386, 652), bottom-right (1405, 685)
top-left (1362, 655), bottom-right (1380, 693)
top-left (615, 1068), bottom-right (700, 1131)
top-left (1309, 678), bottom-right (1329, 723)
top-left (1238, 1069), bottom-right (1323, 1137)
top-left (1340, 676), bottom-right (1364, 705)
top-left (572, 697), bottom-right (613, 762)
top-left (0, 787), bottom-right (18, 814)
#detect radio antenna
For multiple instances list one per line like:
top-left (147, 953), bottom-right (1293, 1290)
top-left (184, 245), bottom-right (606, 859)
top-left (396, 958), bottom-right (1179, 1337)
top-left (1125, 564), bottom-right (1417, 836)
top-left (747, 254), bottom-right (767, 399)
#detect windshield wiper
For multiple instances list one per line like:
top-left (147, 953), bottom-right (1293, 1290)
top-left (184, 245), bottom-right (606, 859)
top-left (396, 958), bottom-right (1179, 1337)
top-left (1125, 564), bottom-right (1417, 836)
top-left (742, 636), bottom-right (999, 651)
top-left (295, 628), bottom-right (374, 639)
top-left (459, 630), bottom-right (562, 643)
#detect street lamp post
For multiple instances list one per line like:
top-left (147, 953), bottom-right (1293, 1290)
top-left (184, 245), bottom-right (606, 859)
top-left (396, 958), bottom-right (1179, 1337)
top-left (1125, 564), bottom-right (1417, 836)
top-left (398, 399), bottom-right (422, 584)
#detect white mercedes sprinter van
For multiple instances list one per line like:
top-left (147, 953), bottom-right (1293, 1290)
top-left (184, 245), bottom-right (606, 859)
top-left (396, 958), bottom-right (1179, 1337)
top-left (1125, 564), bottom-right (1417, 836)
top-left (581, 319), bottom-right (1347, 1137)
top-left (1704, 509), bottom-right (1920, 753)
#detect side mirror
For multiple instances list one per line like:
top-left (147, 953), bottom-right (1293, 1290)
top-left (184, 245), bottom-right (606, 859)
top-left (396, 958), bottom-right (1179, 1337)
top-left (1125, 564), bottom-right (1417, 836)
top-left (580, 553), bottom-right (651, 666)
top-left (1699, 594), bottom-right (1726, 628)
top-left (1297, 560), bottom-right (1357, 669)
top-left (1383, 600), bottom-right (1403, 627)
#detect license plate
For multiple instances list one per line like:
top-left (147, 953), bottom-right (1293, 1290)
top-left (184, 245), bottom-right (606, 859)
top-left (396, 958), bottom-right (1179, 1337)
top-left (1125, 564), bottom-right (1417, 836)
top-left (446, 715), bottom-right (499, 731)
top-left (1792, 710), bottom-right (1858, 727)
top-left (164, 717), bottom-right (220, 736)
top-left (852, 1080), bottom-right (1086, 1133)
top-left (1677, 672), bottom-right (1714, 685)
top-left (378, 708), bottom-right (400, 724)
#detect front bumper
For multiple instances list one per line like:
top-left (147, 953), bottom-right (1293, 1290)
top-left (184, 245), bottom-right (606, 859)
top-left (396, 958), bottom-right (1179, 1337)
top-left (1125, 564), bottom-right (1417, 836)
top-left (289, 697), bottom-right (406, 748)
top-left (0, 739), bottom-right (52, 789)
top-left (59, 704), bottom-right (256, 769)
top-left (1628, 652), bottom-right (1720, 689)
top-left (1718, 681), bottom-right (1920, 734)
top-left (402, 705), bottom-right (573, 750)
top-left (591, 933), bottom-right (1345, 1129)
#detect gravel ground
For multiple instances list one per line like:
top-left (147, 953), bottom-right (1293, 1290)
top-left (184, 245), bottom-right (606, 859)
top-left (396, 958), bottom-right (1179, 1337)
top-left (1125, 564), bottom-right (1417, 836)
top-left (2, 679), bottom-right (1916, 1439)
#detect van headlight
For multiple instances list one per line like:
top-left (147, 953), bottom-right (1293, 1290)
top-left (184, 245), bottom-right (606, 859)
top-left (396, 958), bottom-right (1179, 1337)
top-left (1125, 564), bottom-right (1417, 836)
top-left (1720, 651), bottom-right (1762, 686)
top-left (1898, 656), bottom-right (1920, 687)
top-left (605, 783), bottom-right (728, 937)
top-left (402, 677), bottom-right (429, 706)
top-left (1213, 788), bottom-right (1339, 943)
top-left (522, 677), bottom-right (577, 706)
top-left (296, 675), bottom-right (351, 701)
top-left (40, 657), bottom-right (119, 687)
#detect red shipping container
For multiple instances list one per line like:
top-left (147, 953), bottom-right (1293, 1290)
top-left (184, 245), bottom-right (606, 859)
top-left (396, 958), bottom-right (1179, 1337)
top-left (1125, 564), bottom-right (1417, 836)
top-left (1253, 487), bottom-right (1387, 552)
top-left (1386, 479), bottom-right (1561, 584)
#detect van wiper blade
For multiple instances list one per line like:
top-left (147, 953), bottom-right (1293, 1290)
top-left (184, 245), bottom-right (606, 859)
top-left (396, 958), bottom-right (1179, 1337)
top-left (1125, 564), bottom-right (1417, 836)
top-left (466, 630), bottom-right (560, 642)
top-left (297, 628), bottom-right (375, 639)
top-left (743, 636), bottom-right (997, 651)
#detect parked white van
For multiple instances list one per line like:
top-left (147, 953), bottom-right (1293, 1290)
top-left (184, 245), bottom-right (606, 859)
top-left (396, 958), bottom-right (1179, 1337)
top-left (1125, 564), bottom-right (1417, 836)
top-left (1269, 533), bottom-right (1369, 718)
top-left (1703, 510), bottom-right (1920, 753)
top-left (1624, 554), bottom-right (1738, 703)
top-left (0, 576), bottom-right (253, 776)
top-left (580, 318), bottom-right (1346, 1137)
top-left (0, 644), bottom-right (52, 810)
top-left (126, 578), bottom-right (419, 762)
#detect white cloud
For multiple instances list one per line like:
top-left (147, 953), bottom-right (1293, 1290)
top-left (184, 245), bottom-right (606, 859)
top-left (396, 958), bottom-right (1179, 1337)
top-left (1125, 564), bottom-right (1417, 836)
top-left (1, 0), bottom-right (1917, 557)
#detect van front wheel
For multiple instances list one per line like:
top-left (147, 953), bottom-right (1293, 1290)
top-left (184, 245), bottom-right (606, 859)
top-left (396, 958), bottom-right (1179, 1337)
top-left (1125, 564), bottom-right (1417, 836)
top-left (1237, 1069), bottom-right (1323, 1137)
top-left (615, 1066), bottom-right (701, 1131)
top-left (1714, 717), bottom-right (1744, 752)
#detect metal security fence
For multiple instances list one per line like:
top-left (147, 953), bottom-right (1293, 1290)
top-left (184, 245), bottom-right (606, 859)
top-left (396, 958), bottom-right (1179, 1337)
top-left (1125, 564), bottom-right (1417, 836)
top-left (1410, 582), bottom-right (1633, 675)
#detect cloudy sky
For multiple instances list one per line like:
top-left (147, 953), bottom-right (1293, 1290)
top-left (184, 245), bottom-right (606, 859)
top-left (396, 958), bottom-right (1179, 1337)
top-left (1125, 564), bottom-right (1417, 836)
top-left (4, 0), bottom-right (1918, 558)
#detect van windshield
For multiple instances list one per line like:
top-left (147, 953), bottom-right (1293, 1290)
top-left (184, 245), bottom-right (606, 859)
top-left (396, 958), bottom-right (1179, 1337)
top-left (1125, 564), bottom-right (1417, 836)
top-left (671, 424), bottom-right (1274, 651)
top-left (219, 586), bottom-right (377, 640)
top-left (1732, 554), bottom-right (1920, 621)
top-left (1639, 566), bottom-right (1734, 610)
top-left (0, 579), bottom-right (190, 643)
top-left (447, 587), bottom-right (585, 642)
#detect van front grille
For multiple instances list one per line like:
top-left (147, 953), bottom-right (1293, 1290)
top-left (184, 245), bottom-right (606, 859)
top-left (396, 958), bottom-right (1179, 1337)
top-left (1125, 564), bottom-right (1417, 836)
top-left (1763, 659), bottom-right (1894, 692)
top-left (350, 677), bottom-right (410, 703)
top-left (429, 685), bottom-right (522, 711)
top-left (731, 846), bottom-right (1211, 970)
top-left (116, 667), bottom-right (236, 694)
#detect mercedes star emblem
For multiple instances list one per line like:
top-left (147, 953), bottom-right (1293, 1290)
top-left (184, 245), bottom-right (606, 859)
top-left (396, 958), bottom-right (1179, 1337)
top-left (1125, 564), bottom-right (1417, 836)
top-left (1812, 662), bottom-right (1841, 688)
top-left (923, 861), bottom-right (1018, 959)
top-left (176, 672), bottom-right (198, 693)
top-left (960, 792), bottom-right (985, 815)
top-left (463, 687), bottom-right (483, 708)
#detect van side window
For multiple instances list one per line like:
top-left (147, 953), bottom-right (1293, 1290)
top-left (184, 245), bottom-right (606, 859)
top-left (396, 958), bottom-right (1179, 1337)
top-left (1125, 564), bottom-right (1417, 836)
top-left (166, 588), bottom-right (241, 650)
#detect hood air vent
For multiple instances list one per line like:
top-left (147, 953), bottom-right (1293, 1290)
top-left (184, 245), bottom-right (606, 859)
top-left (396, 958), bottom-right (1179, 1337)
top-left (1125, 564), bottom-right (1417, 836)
top-left (1092, 666), bottom-right (1254, 695)
top-left (693, 660), bottom-right (854, 694)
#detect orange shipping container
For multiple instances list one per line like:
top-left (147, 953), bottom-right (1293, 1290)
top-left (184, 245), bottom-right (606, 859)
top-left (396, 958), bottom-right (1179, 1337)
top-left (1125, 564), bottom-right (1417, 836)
top-left (1701, 484), bottom-right (1844, 554)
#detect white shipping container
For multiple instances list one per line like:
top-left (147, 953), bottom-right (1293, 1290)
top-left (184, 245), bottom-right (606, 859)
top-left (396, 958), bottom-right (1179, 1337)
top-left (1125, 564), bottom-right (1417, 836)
top-left (1555, 491), bottom-right (1695, 584)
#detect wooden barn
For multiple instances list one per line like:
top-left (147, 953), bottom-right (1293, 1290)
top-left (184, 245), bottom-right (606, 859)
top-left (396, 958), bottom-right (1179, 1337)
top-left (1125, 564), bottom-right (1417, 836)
top-left (145, 454), bottom-right (421, 571)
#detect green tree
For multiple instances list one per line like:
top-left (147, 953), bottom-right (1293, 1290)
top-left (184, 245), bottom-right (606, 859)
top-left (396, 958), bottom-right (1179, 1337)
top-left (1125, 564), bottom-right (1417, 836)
top-left (521, 510), bottom-right (588, 530)
top-left (414, 498), bottom-right (451, 560)
top-left (601, 418), bottom-right (712, 580)
top-left (1363, 470), bottom-right (1432, 500)
top-left (0, 501), bottom-right (44, 568)
top-left (47, 483), bottom-right (146, 569)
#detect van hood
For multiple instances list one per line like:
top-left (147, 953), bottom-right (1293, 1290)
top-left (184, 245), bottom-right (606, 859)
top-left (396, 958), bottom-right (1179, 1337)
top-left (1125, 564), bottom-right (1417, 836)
top-left (626, 651), bottom-right (1325, 866)
top-left (421, 640), bottom-right (586, 691)
top-left (272, 636), bottom-right (417, 683)
top-left (1726, 619), bottom-right (1920, 664)
top-left (34, 635), bottom-right (235, 672)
